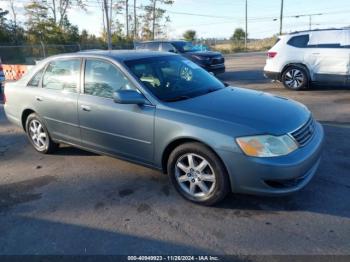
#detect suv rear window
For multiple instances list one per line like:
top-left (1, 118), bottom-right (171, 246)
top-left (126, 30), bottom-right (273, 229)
top-left (287, 35), bottom-right (309, 48)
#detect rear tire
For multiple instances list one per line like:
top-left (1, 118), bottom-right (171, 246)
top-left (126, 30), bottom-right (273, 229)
top-left (282, 66), bottom-right (309, 90)
top-left (25, 113), bottom-right (58, 154)
top-left (167, 142), bottom-right (230, 206)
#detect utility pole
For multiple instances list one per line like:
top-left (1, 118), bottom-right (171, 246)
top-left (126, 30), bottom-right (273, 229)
top-left (152, 0), bottom-right (157, 40)
top-left (245, 0), bottom-right (247, 51)
top-left (294, 13), bottom-right (322, 31)
top-left (279, 0), bottom-right (284, 35)
top-left (126, 0), bottom-right (129, 37)
top-left (110, 0), bottom-right (113, 34)
top-left (309, 15), bottom-right (314, 30)
top-left (102, 2), bottom-right (106, 34)
top-left (103, 0), bottom-right (112, 50)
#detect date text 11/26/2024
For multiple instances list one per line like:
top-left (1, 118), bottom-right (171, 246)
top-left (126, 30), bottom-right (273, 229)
top-left (127, 256), bottom-right (220, 261)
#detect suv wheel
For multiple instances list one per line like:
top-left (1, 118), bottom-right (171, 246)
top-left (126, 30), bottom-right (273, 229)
top-left (282, 66), bottom-right (309, 90)
top-left (167, 142), bottom-right (230, 205)
top-left (26, 113), bottom-right (58, 154)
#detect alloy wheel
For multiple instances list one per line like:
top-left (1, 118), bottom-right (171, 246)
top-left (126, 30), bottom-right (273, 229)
top-left (175, 153), bottom-right (216, 198)
top-left (28, 119), bottom-right (48, 150)
top-left (284, 69), bottom-right (305, 89)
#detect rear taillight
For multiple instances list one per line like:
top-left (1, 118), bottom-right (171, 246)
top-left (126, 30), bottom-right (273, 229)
top-left (267, 52), bottom-right (277, 58)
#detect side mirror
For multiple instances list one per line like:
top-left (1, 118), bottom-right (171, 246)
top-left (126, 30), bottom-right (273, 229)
top-left (168, 49), bottom-right (176, 53)
top-left (113, 90), bottom-right (146, 105)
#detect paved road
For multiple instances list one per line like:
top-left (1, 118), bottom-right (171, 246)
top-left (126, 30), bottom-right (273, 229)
top-left (0, 53), bottom-right (350, 256)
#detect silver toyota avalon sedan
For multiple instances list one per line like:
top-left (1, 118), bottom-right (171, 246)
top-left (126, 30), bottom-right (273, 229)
top-left (4, 51), bottom-right (324, 205)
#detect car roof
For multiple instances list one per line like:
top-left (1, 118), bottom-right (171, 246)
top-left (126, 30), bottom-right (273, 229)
top-left (286, 28), bottom-right (350, 36)
top-left (49, 50), bottom-right (176, 62)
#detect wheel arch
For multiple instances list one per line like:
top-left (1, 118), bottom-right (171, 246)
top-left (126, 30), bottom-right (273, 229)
top-left (281, 63), bottom-right (311, 81)
top-left (21, 109), bottom-right (35, 131)
top-left (161, 137), bottom-right (232, 189)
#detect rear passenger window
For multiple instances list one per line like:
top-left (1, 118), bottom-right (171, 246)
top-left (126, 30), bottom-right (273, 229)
top-left (84, 59), bottom-right (136, 99)
top-left (287, 35), bottom-right (309, 48)
top-left (27, 68), bottom-right (44, 87)
top-left (42, 59), bottom-right (80, 92)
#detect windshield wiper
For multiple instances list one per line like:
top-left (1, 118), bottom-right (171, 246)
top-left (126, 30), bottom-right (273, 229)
top-left (164, 95), bottom-right (191, 102)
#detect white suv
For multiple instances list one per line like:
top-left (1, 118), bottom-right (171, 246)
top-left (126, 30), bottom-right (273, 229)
top-left (264, 29), bottom-right (350, 90)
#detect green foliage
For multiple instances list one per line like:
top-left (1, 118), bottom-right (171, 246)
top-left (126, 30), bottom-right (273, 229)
top-left (183, 30), bottom-right (196, 41)
top-left (0, 0), bottom-right (176, 63)
top-left (142, 0), bottom-right (174, 40)
top-left (231, 28), bottom-right (246, 42)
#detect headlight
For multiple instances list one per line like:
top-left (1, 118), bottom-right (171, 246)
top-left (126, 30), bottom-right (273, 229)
top-left (236, 135), bottom-right (298, 157)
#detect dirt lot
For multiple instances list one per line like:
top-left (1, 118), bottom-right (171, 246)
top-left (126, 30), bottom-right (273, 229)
top-left (0, 52), bottom-right (349, 256)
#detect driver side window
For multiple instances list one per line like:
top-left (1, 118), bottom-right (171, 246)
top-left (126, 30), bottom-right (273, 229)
top-left (84, 59), bottom-right (136, 99)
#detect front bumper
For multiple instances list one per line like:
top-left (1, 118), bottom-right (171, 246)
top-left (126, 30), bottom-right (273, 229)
top-left (205, 64), bottom-right (225, 75)
top-left (217, 122), bottom-right (324, 196)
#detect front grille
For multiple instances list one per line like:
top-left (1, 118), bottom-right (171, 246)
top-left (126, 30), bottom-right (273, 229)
top-left (211, 57), bottom-right (225, 65)
top-left (290, 117), bottom-right (315, 147)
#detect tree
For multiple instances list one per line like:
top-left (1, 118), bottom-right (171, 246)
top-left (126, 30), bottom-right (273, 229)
top-left (231, 28), bottom-right (246, 42)
top-left (25, 1), bottom-right (80, 45)
top-left (44, 0), bottom-right (87, 28)
top-left (142, 0), bottom-right (174, 40)
top-left (25, 1), bottom-right (50, 43)
top-left (4, 0), bottom-right (17, 38)
top-left (183, 30), bottom-right (196, 41)
top-left (0, 8), bottom-right (10, 42)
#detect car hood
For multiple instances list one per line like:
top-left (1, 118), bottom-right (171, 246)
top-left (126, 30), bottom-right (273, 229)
top-left (184, 51), bottom-right (222, 58)
top-left (167, 87), bottom-right (311, 135)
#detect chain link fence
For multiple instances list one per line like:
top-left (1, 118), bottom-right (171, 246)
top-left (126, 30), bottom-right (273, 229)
top-left (0, 42), bottom-right (134, 65)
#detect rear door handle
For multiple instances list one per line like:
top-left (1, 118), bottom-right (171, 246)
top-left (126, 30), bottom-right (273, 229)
top-left (36, 96), bottom-right (43, 102)
top-left (312, 53), bottom-right (320, 55)
top-left (81, 105), bottom-right (91, 112)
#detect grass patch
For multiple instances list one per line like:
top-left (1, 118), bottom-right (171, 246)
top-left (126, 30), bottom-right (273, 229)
top-left (212, 36), bottom-right (278, 54)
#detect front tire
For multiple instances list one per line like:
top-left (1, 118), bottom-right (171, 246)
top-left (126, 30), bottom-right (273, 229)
top-left (282, 66), bottom-right (309, 90)
top-left (25, 113), bottom-right (58, 154)
top-left (167, 142), bottom-right (230, 206)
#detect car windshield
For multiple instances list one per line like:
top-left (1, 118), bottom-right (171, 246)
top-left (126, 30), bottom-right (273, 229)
top-left (172, 42), bottom-right (202, 53)
top-left (125, 55), bottom-right (225, 102)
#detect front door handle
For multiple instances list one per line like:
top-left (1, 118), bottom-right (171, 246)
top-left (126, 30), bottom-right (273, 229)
top-left (36, 96), bottom-right (43, 102)
top-left (81, 105), bottom-right (91, 112)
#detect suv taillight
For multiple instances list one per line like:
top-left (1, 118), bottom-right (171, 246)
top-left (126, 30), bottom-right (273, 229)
top-left (267, 52), bottom-right (277, 58)
top-left (0, 64), bottom-right (3, 71)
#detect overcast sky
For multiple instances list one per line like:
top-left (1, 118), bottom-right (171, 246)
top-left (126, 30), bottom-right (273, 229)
top-left (1, 0), bottom-right (350, 39)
